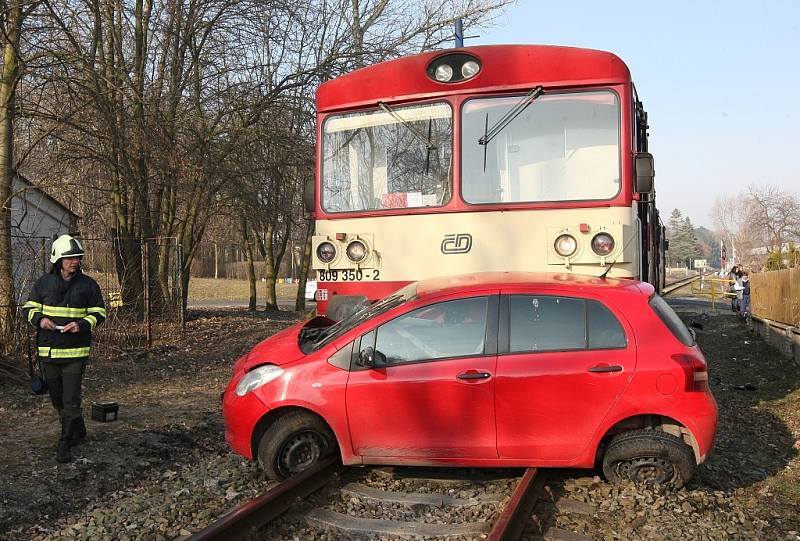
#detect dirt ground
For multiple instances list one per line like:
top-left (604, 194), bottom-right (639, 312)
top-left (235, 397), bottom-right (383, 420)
top-left (0, 309), bottom-right (301, 539)
top-left (0, 302), bottom-right (798, 540)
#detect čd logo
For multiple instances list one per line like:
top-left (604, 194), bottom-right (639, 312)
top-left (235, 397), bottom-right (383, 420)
top-left (441, 233), bottom-right (472, 254)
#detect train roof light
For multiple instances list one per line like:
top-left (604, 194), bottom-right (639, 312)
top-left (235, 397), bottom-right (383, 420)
top-left (461, 60), bottom-right (480, 79)
top-left (427, 53), bottom-right (481, 84)
top-left (434, 64), bottom-right (454, 82)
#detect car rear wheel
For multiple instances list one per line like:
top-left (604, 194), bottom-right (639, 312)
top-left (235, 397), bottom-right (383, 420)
top-left (257, 411), bottom-right (335, 480)
top-left (602, 430), bottom-right (695, 489)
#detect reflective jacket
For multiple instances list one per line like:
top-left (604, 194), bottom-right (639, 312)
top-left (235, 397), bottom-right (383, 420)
top-left (22, 269), bottom-right (106, 362)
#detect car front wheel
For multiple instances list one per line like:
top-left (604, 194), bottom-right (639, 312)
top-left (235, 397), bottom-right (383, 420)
top-left (257, 411), bottom-right (335, 480)
top-left (602, 430), bottom-right (695, 489)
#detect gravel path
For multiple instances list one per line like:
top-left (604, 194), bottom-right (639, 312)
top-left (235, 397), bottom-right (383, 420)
top-left (0, 306), bottom-right (798, 540)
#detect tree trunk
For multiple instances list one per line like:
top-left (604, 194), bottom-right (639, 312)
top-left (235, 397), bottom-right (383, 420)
top-left (214, 242), bottom-right (219, 279)
top-left (294, 218), bottom-right (314, 312)
top-left (241, 218), bottom-right (256, 311)
top-left (262, 224), bottom-right (277, 310)
top-left (0, 0), bottom-right (23, 350)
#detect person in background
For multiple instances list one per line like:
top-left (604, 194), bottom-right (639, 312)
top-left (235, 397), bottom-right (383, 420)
top-left (739, 272), bottom-right (751, 320)
top-left (727, 265), bottom-right (741, 312)
top-left (22, 235), bottom-right (106, 463)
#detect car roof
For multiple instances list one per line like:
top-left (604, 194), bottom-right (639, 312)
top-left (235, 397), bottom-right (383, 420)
top-left (414, 272), bottom-right (651, 299)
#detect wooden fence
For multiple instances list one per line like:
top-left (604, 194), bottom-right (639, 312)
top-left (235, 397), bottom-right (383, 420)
top-left (751, 268), bottom-right (800, 327)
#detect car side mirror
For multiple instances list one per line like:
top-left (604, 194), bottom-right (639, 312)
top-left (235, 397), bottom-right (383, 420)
top-left (634, 152), bottom-right (655, 194)
top-left (358, 347), bottom-right (386, 368)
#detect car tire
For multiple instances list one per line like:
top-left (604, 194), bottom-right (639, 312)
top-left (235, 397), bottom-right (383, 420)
top-left (602, 430), bottom-right (695, 489)
top-left (257, 411), bottom-right (336, 481)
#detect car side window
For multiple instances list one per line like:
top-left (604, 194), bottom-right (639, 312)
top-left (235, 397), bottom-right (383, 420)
top-left (509, 295), bottom-right (628, 353)
top-left (509, 295), bottom-right (585, 353)
top-left (375, 297), bottom-right (489, 365)
top-left (587, 300), bottom-right (627, 349)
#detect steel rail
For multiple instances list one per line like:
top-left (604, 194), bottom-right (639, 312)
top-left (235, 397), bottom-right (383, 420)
top-left (187, 456), bottom-right (343, 541)
top-left (487, 467), bottom-right (546, 541)
top-left (662, 274), bottom-right (702, 296)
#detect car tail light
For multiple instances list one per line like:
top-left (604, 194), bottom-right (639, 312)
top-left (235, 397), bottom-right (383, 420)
top-left (672, 354), bottom-right (709, 392)
top-left (314, 289), bottom-right (328, 301)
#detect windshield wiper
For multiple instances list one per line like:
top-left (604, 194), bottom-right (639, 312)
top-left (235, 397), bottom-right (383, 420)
top-left (379, 102), bottom-right (438, 174)
top-left (478, 86), bottom-right (544, 147)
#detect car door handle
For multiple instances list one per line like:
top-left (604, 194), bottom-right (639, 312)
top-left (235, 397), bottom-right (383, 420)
top-left (588, 365), bottom-right (623, 373)
top-left (457, 371), bottom-right (492, 380)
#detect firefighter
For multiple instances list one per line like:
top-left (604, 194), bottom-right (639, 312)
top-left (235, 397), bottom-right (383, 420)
top-left (22, 234), bottom-right (106, 463)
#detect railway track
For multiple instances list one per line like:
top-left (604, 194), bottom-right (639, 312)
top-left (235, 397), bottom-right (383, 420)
top-left (661, 273), bottom-right (702, 296)
top-left (188, 462), bottom-right (594, 540)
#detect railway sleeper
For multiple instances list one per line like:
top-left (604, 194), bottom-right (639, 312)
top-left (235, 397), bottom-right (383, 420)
top-left (341, 482), bottom-right (503, 507)
top-left (306, 508), bottom-right (492, 537)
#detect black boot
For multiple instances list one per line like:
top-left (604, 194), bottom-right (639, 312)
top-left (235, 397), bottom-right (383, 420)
top-left (68, 416), bottom-right (86, 446)
top-left (56, 418), bottom-right (72, 463)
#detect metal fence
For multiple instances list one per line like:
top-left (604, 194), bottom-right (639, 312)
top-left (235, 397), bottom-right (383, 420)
top-left (2, 235), bottom-right (185, 367)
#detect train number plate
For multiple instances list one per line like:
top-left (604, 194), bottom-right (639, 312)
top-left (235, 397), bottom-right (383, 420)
top-left (318, 269), bottom-right (380, 282)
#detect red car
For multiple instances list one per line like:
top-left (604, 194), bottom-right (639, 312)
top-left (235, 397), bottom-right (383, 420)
top-left (223, 272), bottom-right (717, 488)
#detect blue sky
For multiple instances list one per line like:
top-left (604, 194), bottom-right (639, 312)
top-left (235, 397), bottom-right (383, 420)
top-left (477, 0), bottom-right (799, 228)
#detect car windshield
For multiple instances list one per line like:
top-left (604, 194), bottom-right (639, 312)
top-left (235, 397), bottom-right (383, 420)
top-left (306, 283), bottom-right (418, 352)
top-left (321, 102), bottom-right (453, 213)
top-left (462, 90), bottom-right (620, 204)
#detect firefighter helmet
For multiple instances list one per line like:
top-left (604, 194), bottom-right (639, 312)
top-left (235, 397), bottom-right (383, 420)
top-left (50, 234), bottom-right (85, 264)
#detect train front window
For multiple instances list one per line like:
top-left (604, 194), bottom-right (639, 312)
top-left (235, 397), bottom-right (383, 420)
top-left (461, 90), bottom-right (620, 204)
top-left (322, 102), bottom-right (452, 213)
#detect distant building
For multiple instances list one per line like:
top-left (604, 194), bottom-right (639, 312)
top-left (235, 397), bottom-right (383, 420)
top-left (10, 174), bottom-right (78, 302)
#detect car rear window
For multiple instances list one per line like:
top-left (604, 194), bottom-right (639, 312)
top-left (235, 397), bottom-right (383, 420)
top-left (649, 294), bottom-right (694, 346)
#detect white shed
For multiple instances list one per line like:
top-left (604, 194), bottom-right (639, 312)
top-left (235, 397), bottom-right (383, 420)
top-left (10, 174), bottom-right (78, 302)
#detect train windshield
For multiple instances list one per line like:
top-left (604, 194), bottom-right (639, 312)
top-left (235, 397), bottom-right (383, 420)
top-left (321, 102), bottom-right (453, 213)
top-left (462, 90), bottom-right (620, 204)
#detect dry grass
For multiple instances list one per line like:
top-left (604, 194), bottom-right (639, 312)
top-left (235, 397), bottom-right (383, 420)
top-left (188, 277), bottom-right (299, 302)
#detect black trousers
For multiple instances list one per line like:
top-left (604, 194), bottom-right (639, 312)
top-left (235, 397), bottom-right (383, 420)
top-left (42, 360), bottom-right (86, 421)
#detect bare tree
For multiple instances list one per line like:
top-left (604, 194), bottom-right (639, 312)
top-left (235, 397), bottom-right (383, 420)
top-left (745, 184), bottom-right (800, 253)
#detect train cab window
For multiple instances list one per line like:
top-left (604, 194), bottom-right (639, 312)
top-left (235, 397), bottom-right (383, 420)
top-left (461, 90), bottom-right (620, 205)
top-left (321, 102), bottom-right (453, 213)
top-left (374, 297), bottom-right (488, 365)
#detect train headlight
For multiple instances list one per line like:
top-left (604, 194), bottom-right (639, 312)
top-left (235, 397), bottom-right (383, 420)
top-left (316, 241), bottom-right (337, 263)
top-left (591, 233), bottom-right (616, 256)
top-left (235, 364), bottom-right (283, 396)
top-left (434, 64), bottom-right (454, 82)
top-left (554, 234), bottom-right (578, 257)
top-left (346, 240), bottom-right (368, 262)
top-left (461, 60), bottom-right (480, 79)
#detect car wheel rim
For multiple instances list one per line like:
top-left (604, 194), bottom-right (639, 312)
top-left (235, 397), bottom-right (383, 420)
top-left (278, 431), bottom-right (323, 476)
top-left (616, 457), bottom-right (675, 485)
